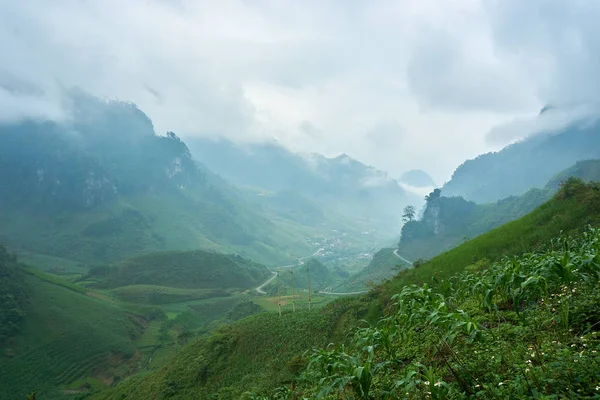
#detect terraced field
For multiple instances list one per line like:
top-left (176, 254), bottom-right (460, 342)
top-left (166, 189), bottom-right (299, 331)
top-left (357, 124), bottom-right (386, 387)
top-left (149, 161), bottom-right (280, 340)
top-left (0, 276), bottom-right (147, 400)
top-left (111, 284), bottom-right (228, 304)
top-left (136, 320), bottom-right (162, 349)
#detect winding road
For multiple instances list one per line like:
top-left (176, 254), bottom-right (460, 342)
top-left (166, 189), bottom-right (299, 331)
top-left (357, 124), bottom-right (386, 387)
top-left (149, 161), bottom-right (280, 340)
top-left (255, 271), bottom-right (278, 294)
top-left (393, 249), bottom-right (413, 266)
top-left (255, 248), bottom-right (414, 297)
top-left (255, 249), bottom-right (323, 294)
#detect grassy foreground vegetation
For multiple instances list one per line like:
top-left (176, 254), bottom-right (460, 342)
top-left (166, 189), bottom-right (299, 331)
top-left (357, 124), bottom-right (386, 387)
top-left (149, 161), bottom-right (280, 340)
top-left (91, 179), bottom-right (600, 399)
top-left (294, 226), bottom-right (600, 399)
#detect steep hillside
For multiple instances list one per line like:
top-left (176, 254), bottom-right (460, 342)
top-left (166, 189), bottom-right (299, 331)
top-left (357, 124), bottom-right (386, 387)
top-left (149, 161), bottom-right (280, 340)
top-left (296, 226), bottom-right (600, 398)
top-left (388, 178), bottom-right (600, 293)
top-left (546, 159), bottom-right (600, 190)
top-left (0, 94), bottom-right (332, 266)
top-left (89, 180), bottom-right (600, 400)
top-left (0, 269), bottom-right (157, 400)
top-left (335, 248), bottom-right (411, 292)
top-left (186, 138), bottom-right (420, 232)
top-left (0, 246), bottom-right (28, 346)
top-left (399, 160), bottom-right (600, 261)
top-left (87, 250), bottom-right (270, 290)
top-left (443, 109), bottom-right (600, 203)
top-left (277, 258), bottom-right (337, 292)
top-left (91, 298), bottom-right (368, 400)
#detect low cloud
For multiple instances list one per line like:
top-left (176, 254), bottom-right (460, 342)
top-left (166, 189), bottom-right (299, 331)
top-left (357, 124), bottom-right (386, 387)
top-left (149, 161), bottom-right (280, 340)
top-left (2, 1), bottom-right (600, 183)
top-left (485, 104), bottom-right (600, 146)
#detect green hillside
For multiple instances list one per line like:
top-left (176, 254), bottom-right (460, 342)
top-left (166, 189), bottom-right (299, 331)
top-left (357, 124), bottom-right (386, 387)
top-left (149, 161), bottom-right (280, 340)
top-left (91, 179), bottom-right (600, 399)
top-left (399, 159), bottom-right (600, 262)
top-left (276, 259), bottom-right (337, 293)
top-left (442, 110), bottom-right (600, 202)
top-left (0, 270), bottom-right (157, 400)
top-left (388, 178), bottom-right (600, 293)
top-left (87, 250), bottom-right (271, 290)
top-left (0, 246), bottom-right (28, 346)
top-left (546, 159), bottom-right (600, 190)
top-left (295, 225), bottom-right (600, 398)
top-left (92, 298), bottom-right (368, 400)
top-left (0, 95), bottom-right (382, 268)
top-left (335, 248), bottom-right (411, 292)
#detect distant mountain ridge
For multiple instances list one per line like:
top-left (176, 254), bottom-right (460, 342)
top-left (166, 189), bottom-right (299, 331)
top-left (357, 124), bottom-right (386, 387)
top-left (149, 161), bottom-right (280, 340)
top-left (0, 94), bottom-right (330, 265)
top-left (443, 109), bottom-right (600, 203)
top-left (186, 137), bottom-right (421, 231)
top-left (399, 159), bottom-right (600, 261)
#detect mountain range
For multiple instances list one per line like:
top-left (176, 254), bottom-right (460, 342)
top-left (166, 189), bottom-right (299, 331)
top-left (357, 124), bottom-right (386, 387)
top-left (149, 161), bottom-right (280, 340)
top-left (443, 108), bottom-right (600, 203)
top-left (186, 137), bottom-right (421, 233)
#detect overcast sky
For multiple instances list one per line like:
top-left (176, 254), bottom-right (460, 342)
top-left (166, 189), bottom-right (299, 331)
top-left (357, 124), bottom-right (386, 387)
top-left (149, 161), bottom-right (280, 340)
top-left (1, 0), bottom-right (599, 183)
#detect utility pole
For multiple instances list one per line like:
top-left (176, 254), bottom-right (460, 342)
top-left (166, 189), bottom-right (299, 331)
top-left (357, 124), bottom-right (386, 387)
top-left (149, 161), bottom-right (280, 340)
top-left (307, 263), bottom-right (312, 311)
top-left (277, 272), bottom-right (282, 317)
top-left (291, 269), bottom-right (296, 313)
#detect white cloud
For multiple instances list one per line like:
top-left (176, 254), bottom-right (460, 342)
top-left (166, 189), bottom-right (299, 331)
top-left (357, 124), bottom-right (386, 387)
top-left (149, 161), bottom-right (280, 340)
top-left (1, 0), bottom-right (599, 184)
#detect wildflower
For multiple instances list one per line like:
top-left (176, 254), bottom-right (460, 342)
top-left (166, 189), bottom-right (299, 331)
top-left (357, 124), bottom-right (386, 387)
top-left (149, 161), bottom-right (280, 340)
top-left (525, 368), bottom-right (530, 373)
top-left (531, 353), bottom-right (535, 358)
top-left (434, 381), bottom-right (442, 387)
top-left (474, 384), bottom-right (480, 388)
top-left (499, 382), bottom-right (504, 386)
top-left (596, 386), bottom-right (600, 391)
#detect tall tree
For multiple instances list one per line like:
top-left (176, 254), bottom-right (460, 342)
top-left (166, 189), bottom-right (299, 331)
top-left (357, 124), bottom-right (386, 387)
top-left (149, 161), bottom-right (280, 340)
top-left (402, 205), bottom-right (416, 223)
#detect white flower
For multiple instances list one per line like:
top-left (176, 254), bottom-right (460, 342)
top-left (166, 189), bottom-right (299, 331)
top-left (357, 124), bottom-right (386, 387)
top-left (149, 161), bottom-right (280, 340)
top-left (499, 382), bottom-right (504, 386)
top-left (434, 381), bottom-right (442, 387)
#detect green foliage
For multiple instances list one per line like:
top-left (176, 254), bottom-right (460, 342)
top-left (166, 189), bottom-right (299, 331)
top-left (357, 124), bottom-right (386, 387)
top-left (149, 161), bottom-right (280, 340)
top-left (389, 180), bottom-right (600, 292)
top-left (400, 161), bottom-right (600, 262)
top-left (91, 297), bottom-right (370, 399)
top-left (0, 246), bottom-right (28, 346)
top-left (402, 205), bottom-right (416, 223)
top-left (277, 259), bottom-right (337, 292)
top-left (295, 227), bottom-right (600, 399)
top-left (337, 248), bottom-right (410, 293)
top-left (87, 250), bottom-right (271, 290)
top-left (0, 274), bottom-right (153, 400)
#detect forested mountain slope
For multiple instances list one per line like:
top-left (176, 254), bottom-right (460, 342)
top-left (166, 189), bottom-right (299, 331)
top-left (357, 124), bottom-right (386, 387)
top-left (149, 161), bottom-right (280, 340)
top-left (399, 159), bottom-right (600, 261)
top-left (443, 109), bottom-right (600, 203)
top-left (0, 94), bottom-right (337, 266)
